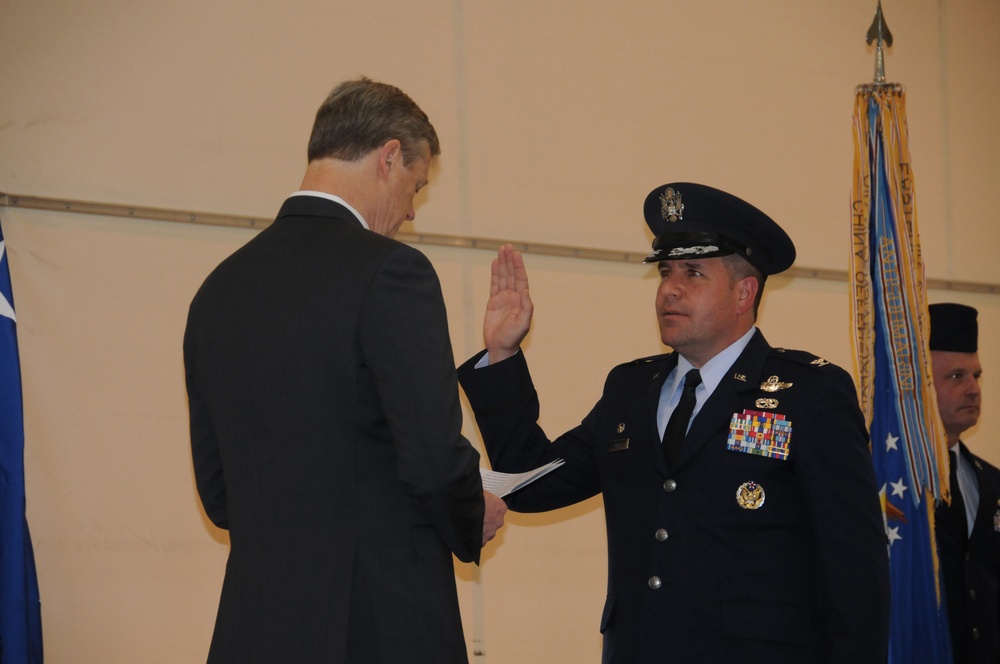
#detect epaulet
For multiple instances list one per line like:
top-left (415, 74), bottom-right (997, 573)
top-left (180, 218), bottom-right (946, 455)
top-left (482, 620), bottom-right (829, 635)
top-left (769, 347), bottom-right (836, 370)
top-left (972, 454), bottom-right (1000, 477)
top-left (621, 352), bottom-right (673, 367)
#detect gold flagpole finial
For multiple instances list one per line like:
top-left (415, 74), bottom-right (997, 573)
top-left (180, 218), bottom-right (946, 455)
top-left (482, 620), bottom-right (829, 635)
top-left (866, 1), bottom-right (894, 83)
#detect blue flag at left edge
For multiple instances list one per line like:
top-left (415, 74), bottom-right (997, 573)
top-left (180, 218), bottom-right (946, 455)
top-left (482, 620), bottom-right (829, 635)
top-left (0, 219), bottom-right (43, 663)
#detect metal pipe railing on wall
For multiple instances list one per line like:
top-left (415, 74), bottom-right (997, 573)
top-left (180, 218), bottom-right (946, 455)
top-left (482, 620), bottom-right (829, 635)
top-left (2, 191), bottom-right (996, 295)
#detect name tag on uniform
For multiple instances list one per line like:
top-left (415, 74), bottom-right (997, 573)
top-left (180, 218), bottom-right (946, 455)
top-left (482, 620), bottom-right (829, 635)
top-left (607, 439), bottom-right (630, 453)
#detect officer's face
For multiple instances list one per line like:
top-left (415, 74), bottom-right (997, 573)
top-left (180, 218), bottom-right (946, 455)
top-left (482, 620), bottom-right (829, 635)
top-left (655, 257), bottom-right (756, 366)
top-left (931, 350), bottom-right (982, 443)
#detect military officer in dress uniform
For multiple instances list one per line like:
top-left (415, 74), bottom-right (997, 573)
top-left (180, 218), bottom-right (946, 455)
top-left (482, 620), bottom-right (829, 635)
top-left (458, 182), bottom-right (890, 663)
top-left (931, 303), bottom-right (1000, 664)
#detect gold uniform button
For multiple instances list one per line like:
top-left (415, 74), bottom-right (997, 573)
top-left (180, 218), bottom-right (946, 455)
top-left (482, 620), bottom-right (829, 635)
top-left (655, 528), bottom-right (668, 541)
top-left (663, 479), bottom-right (677, 492)
top-left (648, 576), bottom-right (662, 590)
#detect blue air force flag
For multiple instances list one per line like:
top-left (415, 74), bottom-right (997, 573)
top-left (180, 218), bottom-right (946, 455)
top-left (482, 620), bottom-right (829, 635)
top-left (0, 221), bottom-right (43, 663)
top-left (852, 86), bottom-right (952, 663)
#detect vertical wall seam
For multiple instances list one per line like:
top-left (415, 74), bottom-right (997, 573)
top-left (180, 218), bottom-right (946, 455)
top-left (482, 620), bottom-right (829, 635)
top-left (938, 0), bottom-right (954, 274)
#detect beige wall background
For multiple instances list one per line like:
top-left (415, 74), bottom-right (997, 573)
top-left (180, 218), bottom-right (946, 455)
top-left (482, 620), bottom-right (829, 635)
top-left (2, 0), bottom-right (998, 661)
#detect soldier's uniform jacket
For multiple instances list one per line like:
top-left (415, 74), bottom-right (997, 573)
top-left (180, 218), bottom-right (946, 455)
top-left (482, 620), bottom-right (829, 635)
top-left (459, 329), bottom-right (890, 664)
top-left (936, 442), bottom-right (1000, 664)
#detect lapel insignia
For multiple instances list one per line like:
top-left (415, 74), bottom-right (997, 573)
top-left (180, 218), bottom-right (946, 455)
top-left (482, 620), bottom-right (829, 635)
top-left (810, 358), bottom-right (830, 367)
top-left (736, 481), bottom-right (765, 510)
top-left (733, 373), bottom-right (747, 382)
top-left (760, 375), bottom-right (793, 392)
top-left (755, 398), bottom-right (779, 409)
top-left (727, 409), bottom-right (792, 461)
top-left (617, 423), bottom-right (625, 434)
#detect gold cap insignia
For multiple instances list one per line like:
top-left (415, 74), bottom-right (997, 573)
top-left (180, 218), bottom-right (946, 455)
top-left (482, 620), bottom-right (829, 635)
top-left (760, 375), bottom-right (793, 392)
top-left (736, 481), bottom-right (765, 510)
top-left (659, 187), bottom-right (684, 222)
top-left (755, 398), bottom-right (779, 409)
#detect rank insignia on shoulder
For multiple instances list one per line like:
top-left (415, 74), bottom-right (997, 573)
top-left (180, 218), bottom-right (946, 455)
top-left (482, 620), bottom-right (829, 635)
top-left (627, 354), bottom-right (670, 367)
top-left (755, 398), bottom-right (779, 409)
top-left (736, 481), bottom-right (765, 509)
top-left (810, 358), bottom-right (830, 366)
top-left (760, 375), bottom-right (793, 392)
top-left (727, 409), bottom-right (792, 461)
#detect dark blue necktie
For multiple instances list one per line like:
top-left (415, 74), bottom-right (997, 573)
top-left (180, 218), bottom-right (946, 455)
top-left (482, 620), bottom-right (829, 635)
top-left (663, 369), bottom-right (702, 467)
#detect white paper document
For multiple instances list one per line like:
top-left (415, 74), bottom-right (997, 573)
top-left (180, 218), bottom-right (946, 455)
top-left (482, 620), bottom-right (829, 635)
top-left (480, 459), bottom-right (565, 498)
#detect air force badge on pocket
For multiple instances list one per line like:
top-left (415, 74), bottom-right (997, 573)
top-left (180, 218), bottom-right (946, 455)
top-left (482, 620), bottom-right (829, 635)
top-left (736, 481), bottom-right (766, 509)
top-left (726, 409), bottom-right (792, 461)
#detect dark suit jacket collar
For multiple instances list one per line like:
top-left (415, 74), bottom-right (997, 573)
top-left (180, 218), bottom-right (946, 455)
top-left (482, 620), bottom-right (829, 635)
top-left (677, 329), bottom-right (773, 466)
top-left (642, 329), bottom-right (771, 471)
top-left (641, 353), bottom-right (680, 470)
top-left (957, 441), bottom-right (974, 464)
top-left (956, 441), bottom-right (999, 542)
top-left (723, 328), bottom-right (773, 393)
top-left (657, 329), bottom-right (771, 400)
top-left (275, 194), bottom-right (364, 227)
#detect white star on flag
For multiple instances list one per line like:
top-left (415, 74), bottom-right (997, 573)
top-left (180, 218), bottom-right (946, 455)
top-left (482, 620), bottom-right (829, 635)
top-left (0, 240), bottom-right (16, 322)
top-left (890, 478), bottom-right (908, 499)
top-left (886, 525), bottom-right (902, 546)
top-left (884, 432), bottom-right (899, 451)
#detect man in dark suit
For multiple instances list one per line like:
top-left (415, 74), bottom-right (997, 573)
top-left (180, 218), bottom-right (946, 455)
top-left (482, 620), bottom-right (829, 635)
top-left (184, 77), bottom-right (506, 664)
top-left (931, 303), bottom-right (1000, 663)
top-left (458, 183), bottom-right (889, 663)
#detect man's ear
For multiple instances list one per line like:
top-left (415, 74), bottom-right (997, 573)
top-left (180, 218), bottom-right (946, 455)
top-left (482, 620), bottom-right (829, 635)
top-left (375, 139), bottom-right (402, 181)
top-left (735, 276), bottom-right (759, 316)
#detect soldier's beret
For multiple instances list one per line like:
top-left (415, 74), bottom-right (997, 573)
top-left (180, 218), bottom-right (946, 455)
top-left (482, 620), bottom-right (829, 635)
top-left (929, 303), bottom-right (978, 353)
top-left (642, 182), bottom-right (795, 276)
